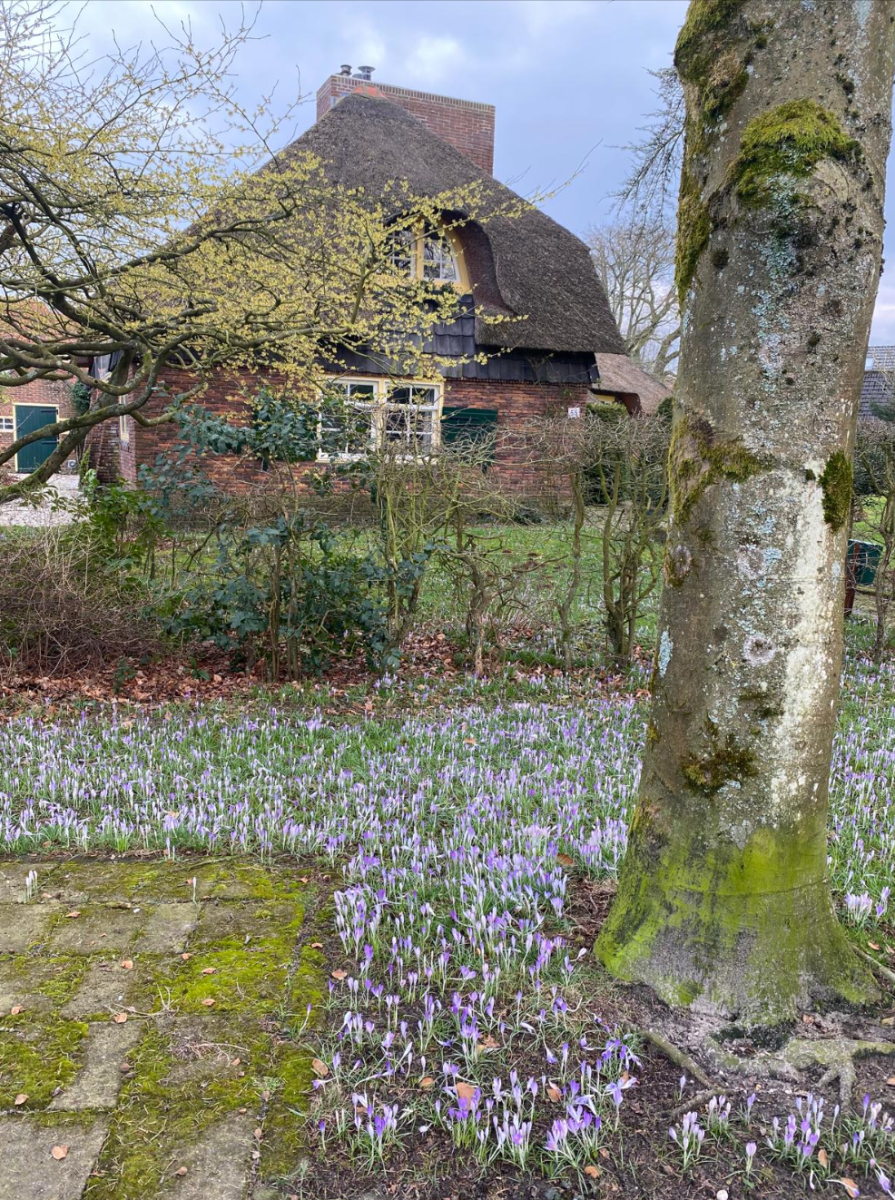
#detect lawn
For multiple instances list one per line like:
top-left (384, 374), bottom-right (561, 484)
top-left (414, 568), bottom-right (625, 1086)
top-left (0, 641), bottom-right (893, 1197)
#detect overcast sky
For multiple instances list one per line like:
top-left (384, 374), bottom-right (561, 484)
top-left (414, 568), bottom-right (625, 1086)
top-left (74, 0), bottom-right (895, 345)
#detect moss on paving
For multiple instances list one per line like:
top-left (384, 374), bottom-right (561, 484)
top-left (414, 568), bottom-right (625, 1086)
top-left (0, 856), bottom-right (324, 1197)
top-left (0, 1011), bottom-right (89, 1107)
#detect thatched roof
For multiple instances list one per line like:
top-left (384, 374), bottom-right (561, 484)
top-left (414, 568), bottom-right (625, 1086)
top-left (278, 93), bottom-right (626, 357)
top-left (593, 353), bottom-right (673, 415)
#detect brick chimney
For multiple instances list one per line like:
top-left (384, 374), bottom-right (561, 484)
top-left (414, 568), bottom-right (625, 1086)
top-left (316, 69), bottom-right (495, 175)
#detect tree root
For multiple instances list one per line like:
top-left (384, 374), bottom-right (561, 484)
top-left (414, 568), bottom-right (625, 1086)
top-left (707, 1034), bottom-right (895, 1108)
top-left (639, 1028), bottom-right (715, 1088)
top-left (857, 948), bottom-right (895, 988)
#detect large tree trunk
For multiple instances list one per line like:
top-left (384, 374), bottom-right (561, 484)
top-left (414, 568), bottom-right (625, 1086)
top-left (596, 0), bottom-right (895, 1024)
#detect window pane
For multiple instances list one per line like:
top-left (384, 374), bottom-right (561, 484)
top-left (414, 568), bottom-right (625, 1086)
top-left (320, 380), bottom-right (376, 456)
top-left (388, 229), bottom-right (414, 277)
top-left (422, 233), bottom-right (459, 282)
top-left (383, 403), bottom-right (434, 450)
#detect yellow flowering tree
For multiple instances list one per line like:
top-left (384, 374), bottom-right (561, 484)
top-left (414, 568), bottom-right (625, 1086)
top-left (0, 1), bottom-right (486, 502)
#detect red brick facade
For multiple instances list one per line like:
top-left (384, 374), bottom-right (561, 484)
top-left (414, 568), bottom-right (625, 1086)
top-left (108, 370), bottom-right (588, 507)
top-left (316, 75), bottom-right (495, 175)
top-left (0, 377), bottom-right (77, 473)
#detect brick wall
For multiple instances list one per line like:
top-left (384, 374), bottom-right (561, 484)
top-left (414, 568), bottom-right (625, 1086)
top-left (316, 75), bottom-right (495, 175)
top-left (118, 370), bottom-right (588, 508)
top-left (0, 377), bottom-right (76, 473)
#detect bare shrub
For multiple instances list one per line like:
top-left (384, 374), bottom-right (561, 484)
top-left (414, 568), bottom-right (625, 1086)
top-left (0, 528), bottom-right (158, 677)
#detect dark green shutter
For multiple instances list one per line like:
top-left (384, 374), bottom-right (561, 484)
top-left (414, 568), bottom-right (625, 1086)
top-left (441, 407), bottom-right (498, 465)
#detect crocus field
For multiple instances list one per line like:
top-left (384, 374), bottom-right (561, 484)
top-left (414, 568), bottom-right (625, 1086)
top-left (1, 653), bottom-right (894, 1192)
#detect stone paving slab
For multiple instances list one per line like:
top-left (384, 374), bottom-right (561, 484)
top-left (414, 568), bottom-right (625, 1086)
top-left (0, 857), bottom-right (321, 1199)
top-left (132, 902), bottom-right (199, 954)
top-left (0, 903), bottom-right (59, 953)
top-left (167, 1112), bottom-right (257, 1199)
top-left (49, 1022), bottom-right (143, 1111)
top-left (59, 961), bottom-right (137, 1019)
top-left (0, 863), bottom-right (57, 903)
top-left (0, 1115), bottom-right (109, 1199)
top-left (47, 907), bottom-right (146, 955)
top-left (192, 899), bottom-right (300, 946)
top-left (0, 959), bottom-right (74, 1015)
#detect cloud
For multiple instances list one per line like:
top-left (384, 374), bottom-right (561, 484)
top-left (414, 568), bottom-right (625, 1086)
top-left (404, 34), bottom-right (467, 85)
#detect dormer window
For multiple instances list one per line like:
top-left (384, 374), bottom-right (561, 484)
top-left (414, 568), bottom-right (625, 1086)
top-left (387, 223), bottom-right (466, 287)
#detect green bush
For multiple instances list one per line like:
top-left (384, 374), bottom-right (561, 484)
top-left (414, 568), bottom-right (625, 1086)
top-left (166, 514), bottom-right (391, 678)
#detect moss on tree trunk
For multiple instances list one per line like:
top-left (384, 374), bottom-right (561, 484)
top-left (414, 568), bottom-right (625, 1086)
top-left (596, 0), bottom-right (895, 1025)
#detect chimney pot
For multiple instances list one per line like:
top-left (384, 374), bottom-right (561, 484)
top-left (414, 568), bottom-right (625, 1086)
top-left (356, 65), bottom-right (374, 81)
top-left (339, 64), bottom-right (352, 75)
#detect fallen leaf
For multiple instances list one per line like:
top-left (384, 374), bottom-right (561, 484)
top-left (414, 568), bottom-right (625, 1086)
top-left (310, 942), bottom-right (323, 949)
top-left (840, 1180), bottom-right (860, 1199)
top-left (14, 1093), bottom-right (27, 1106)
top-left (51, 1145), bottom-right (69, 1161)
top-left (181, 953), bottom-right (192, 961)
top-left (583, 1164), bottom-right (600, 1178)
top-left (253, 1128), bottom-right (263, 1141)
top-left (119, 1062), bottom-right (132, 1074)
top-left (311, 1058), bottom-right (329, 1078)
top-left (869, 941), bottom-right (881, 951)
top-left (331, 969), bottom-right (348, 981)
top-left (420, 1077), bottom-right (435, 1090)
top-left (112, 1012), bottom-right (128, 1024)
top-left (556, 853), bottom-right (574, 867)
top-left (175, 1166), bottom-right (188, 1176)
top-left (201, 998), bottom-right (216, 1008)
top-left (547, 1084), bottom-right (562, 1102)
top-left (239, 1107), bottom-right (247, 1114)
top-left (201, 967), bottom-right (217, 976)
top-left (887, 1077), bottom-right (895, 1087)
top-left (882, 1016), bottom-right (895, 1026)
top-left (818, 1148), bottom-right (829, 1168)
top-left (456, 1081), bottom-right (477, 1102)
top-left (232, 1058), bottom-right (241, 1067)
top-left (599, 1148), bottom-right (610, 1159)
top-left (120, 960), bottom-right (133, 970)
top-left (477, 1035), bottom-right (499, 1051)
top-left (10, 1005), bottom-right (24, 1015)
top-left (65, 910), bottom-right (80, 919)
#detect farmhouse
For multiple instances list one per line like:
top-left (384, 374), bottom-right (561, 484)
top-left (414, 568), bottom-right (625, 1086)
top-left (85, 70), bottom-right (656, 498)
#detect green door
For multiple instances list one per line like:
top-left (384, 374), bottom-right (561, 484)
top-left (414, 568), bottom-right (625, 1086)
top-left (15, 405), bottom-right (58, 473)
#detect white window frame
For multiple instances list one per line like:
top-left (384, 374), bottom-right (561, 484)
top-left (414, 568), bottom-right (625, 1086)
top-left (317, 378), bottom-right (443, 462)
top-left (0, 416), bottom-right (13, 433)
top-left (118, 413), bottom-right (130, 448)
